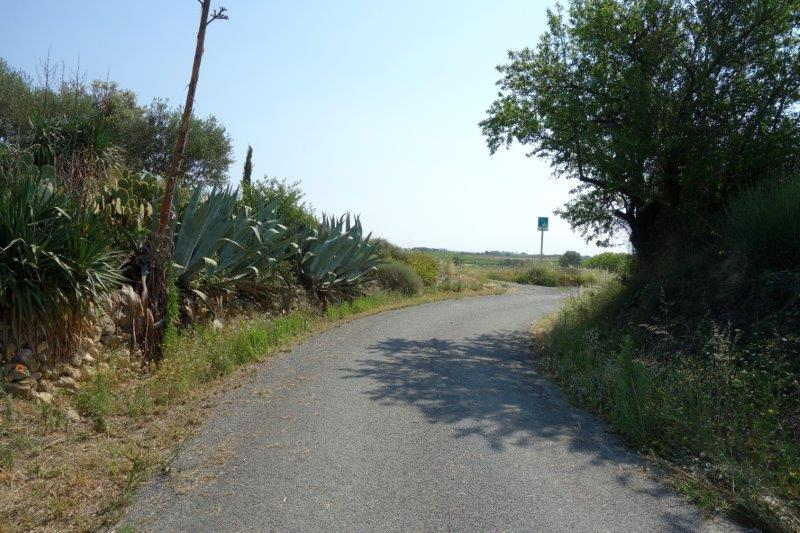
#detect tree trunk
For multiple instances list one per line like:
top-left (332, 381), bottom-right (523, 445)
top-left (139, 0), bottom-right (220, 362)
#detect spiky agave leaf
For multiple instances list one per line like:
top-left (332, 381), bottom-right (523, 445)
top-left (297, 213), bottom-right (380, 301)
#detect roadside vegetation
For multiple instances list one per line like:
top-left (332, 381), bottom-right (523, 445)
top-left (483, 1), bottom-right (800, 529)
top-left (0, 16), bottom-right (499, 531)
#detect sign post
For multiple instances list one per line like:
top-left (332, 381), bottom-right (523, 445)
top-left (537, 217), bottom-right (549, 260)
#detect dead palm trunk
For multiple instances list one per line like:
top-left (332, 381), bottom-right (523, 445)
top-left (140, 1), bottom-right (227, 362)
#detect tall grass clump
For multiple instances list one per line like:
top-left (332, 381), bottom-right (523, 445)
top-left (374, 262), bottom-right (424, 296)
top-left (0, 169), bottom-right (121, 356)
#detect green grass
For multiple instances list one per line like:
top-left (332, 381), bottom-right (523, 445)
top-left (535, 281), bottom-right (800, 531)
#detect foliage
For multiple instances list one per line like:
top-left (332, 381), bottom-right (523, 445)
top-left (242, 145), bottom-right (253, 188)
top-left (374, 262), bottom-right (423, 296)
top-left (722, 177), bottom-right (800, 272)
top-left (0, 60), bottom-right (233, 188)
top-left (92, 170), bottom-right (161, 249)
top-left (0, 169), bottom-right (121, 354)
top-left (558, 251), bottom-right (581, 268)
top-left (372, 238), bottom-right (408, 262)
top-left (404, 251), bottom-right (440, 286)
top-left (172, 186), bottom-right (293, 295)
top-left (582, 252), bottom-right (632, 275)
top-left (297, 214), bottom-right (380, 302)
top-left (537, 281), bottom-right (800, 530)
top-left (242, 177), bottom-right (317, 234)
top-left (481, 0), bottom-right (800, 255)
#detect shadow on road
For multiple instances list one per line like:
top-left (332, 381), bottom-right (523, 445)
top-left (343, 330), bottom-right (645, 467)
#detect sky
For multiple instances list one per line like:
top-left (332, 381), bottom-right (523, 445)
top-left (2, 1), bottom-right (628, 256)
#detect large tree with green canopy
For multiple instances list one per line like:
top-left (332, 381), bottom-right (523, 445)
top-left (480, 0), bottom-right (800, 256)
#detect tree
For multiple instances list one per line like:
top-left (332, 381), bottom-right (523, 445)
top-left (141, 0), bottom-right (228, 362)
top-left (559, 250), bottom-right (582, 268)
top-left (481, 0), bottom-right (800, 256)
top-left (0, 61), bottom-right (233, 189)
top-left (242, 145), bottom-right (253, 188)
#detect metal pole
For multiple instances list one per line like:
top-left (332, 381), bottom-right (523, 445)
top-left (539, 229), bottom-right (544, 261)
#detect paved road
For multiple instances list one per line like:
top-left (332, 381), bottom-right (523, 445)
top-left (122, 286), bottom-right (739, 532)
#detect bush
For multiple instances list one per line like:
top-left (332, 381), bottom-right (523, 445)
top-left (404, 252), bottom-right (439, 286)
top-left (242, 177), bottom-right (317, 234)
top-left (372, 238), bottom-right (408, 263)
top-left (374, 262), bottom-right (423, 296)
top-left (582, 252), bottom-right (632, 274)
top-left (559, 251), bottom-right (582, 267)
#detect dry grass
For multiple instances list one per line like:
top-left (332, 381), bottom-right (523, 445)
top-left (0, 285), bottom-right (503, 532)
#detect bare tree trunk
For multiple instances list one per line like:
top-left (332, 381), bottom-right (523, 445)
top-left (140, 1), bottom-right (227, 362)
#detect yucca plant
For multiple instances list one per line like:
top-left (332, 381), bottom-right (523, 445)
top-left (0, 169), bottom-right (122, 358)
top-left (298, 213), bottom-right (380, 302)
top-left (172, 186), bottom-right (294, 297)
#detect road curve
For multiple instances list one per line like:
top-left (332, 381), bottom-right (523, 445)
top-left (122, 286), bottom-right (739, 532)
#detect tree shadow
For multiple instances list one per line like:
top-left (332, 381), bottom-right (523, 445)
top-left (342, 330), bottom-right (639, 464)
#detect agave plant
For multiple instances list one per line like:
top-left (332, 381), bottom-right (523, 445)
top-left (0, 170), bottom-right (122, 358)
top-left (298, 213), bottom-right (380, 301)
top-left (172, 186), bottom-right (294, 296)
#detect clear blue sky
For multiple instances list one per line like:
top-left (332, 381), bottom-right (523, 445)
top-left (2, 1), bottom-right (626, 255)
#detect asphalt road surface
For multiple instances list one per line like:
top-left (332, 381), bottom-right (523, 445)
top-left (122, 286), bottom-right (740, 532)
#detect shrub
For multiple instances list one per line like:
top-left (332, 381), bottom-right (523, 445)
top-left (559, 251), bottom-right (582, 267)
top-left (374, 262), bottom-right (423, 295)
top-left (0, 171), bottom-right (121, 358)
top-left (582, 252), bottom-right (632, 274)
top-left (516, 264), bottom-right (560, 286)
top-left (404, 252), bottom-right (439, 286)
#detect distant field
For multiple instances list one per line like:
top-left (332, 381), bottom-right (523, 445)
top-left (411, 248), bottom-right (560, 268)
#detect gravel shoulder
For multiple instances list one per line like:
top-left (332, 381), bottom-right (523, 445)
top-left (121, 286), bottom-right (741, 532)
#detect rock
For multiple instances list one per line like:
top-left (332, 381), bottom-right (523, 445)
top-left (83, 353), bottom-right (96, 364)
top-left (211, 318), bottom-right (224, 330)
top-left (38, 379), bottom-right (55, 393)
top-left (33, 391), bottom-right (53, 404)
top-left (29, 372), bottom-right (42, 381)
top-left (57, 376), bottom-right (78, 390)
top-left (64, 408), bottom-right (81, 422)
top-left (98, 362), bottom-right (110, 372)
top-left (65, 366), bottom-right (82, 380)
top-left (84, 366), bottom-right (97, 378)
top-left (5, 380), bottom-right (35, 399)
top-left (70, 354), bottom-right (83, 368)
